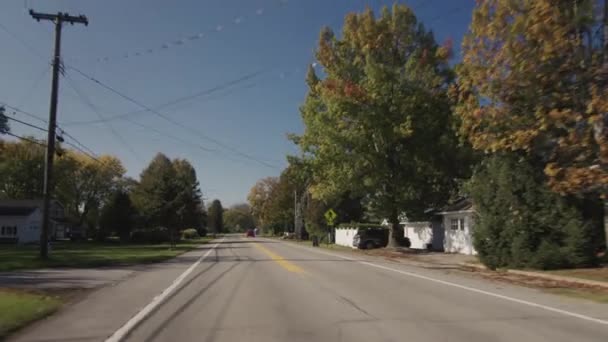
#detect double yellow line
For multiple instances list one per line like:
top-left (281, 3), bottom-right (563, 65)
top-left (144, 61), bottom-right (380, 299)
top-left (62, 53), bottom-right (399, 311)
top-left (253, 242), bottom-right (306, 274)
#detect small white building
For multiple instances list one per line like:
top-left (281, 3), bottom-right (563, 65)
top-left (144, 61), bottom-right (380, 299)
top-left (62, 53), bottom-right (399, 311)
top-left (0, 200), bottom-right (67, 244)
top-left (437, 199), bottom-right (477, 255)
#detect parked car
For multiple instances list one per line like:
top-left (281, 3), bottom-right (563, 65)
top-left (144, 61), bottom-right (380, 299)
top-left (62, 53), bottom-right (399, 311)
top-left (245, 229), bottom-right (255, 237)
top-left (353, 227), bottom-right (389, 249)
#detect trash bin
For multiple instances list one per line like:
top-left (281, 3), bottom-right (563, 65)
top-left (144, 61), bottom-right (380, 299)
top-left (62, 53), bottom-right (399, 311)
top-left (311, 235), bottom-right (319, 247)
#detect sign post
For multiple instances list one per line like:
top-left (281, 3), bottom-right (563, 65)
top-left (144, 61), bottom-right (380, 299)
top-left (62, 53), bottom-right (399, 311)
top-left (324, 208), bottom-right (337, 245)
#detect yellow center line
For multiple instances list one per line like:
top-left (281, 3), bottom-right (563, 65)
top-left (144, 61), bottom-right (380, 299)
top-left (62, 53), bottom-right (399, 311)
top-left (253, 243), bottom-right (306, 274)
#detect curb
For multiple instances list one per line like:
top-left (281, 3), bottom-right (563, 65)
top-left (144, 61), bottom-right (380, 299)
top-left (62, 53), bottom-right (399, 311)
top-left (506, 269), bottom-right (608, 289)
top-left (456, 263), bottom-right (608, 289)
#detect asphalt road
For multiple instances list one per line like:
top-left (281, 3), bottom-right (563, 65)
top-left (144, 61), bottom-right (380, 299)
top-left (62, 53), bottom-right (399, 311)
top-left (11, 235), bottom-right (608, 342)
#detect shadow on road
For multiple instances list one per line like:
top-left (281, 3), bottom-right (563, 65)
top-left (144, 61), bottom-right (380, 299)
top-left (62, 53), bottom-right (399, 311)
top-left (138, 261), bottom-right (246, 341)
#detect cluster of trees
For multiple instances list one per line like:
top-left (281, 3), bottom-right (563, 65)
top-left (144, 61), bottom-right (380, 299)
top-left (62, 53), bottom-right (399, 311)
top-left (0, 134), bottom-right (210, 244)
top-left (453, 0), bottom-right (607, 269)
top-left (250, 1), bottom-right (606, 269)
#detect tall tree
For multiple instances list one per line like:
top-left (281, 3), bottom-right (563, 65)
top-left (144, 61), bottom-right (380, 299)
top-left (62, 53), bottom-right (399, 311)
top-left (223, 203), bottom-right (255, 232)
top-left (172, 159), bottom-right (205, 229)
top-left (454, 0), bottom-right (607, 195)
top-left (55, 153), bottom-right (125, 226)
top-left (247, 177), bottom-right (280, 230)
top-left (0, 106), bottom-right (9, 134)
top-left (208, 199), bottom-right (224, 235)
top-left (296, 5), bottom-right (466, 246)
top-left (99, 190), bottom-right (137, 242)
top-left (131, 153), bottom-right (178, 235)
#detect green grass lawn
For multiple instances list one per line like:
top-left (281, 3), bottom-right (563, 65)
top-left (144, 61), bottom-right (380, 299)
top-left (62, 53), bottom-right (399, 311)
top-left (0, 238), bottom-right (211, 272)
top-left (0, 290), bottom-right (62, 338)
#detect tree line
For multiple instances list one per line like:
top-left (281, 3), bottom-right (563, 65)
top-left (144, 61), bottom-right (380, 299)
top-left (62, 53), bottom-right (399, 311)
top-left (249, 1), bottom-right (607, 269)
top-left (0, 132), bottom-right (219, 243)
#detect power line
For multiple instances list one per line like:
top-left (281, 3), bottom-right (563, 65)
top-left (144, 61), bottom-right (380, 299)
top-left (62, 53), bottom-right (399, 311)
top-left (68, 65), bottom-right (279, 170)
top-left (63, 69), bottom-right (267, 126)
top-left (123, 117), bottom-right (215, 153)
top-left (3, 131), bottom-right (46, 147)
top-left (57, 128), bottom-right (99, 157)
top-left (61, 140), bottom-right (101, 162)
top-left (0, 102), bottom-right (47, 124)
top-left (3, 115), bottom-right (47, 132)
top-left (62, 72), bottom-right (143, 163)
top-left (1, 102), bottom-right (102, 162)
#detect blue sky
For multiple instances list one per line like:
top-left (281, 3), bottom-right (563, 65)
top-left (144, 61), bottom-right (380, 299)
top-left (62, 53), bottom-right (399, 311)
top-left (1, 0), bottom-right (475, 206)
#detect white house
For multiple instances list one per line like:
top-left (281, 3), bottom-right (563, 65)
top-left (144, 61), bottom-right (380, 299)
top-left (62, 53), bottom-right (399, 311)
top-left (0, 200), bottom-right (67, 244)
top-left (437, 198), bottom-right (477, 255)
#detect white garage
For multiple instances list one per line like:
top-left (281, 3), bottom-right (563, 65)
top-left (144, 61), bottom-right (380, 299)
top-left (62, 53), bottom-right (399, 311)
top-left (437, 199), bottom-right (477, 255)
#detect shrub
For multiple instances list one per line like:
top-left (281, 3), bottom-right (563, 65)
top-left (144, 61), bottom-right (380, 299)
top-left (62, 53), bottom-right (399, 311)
top-left (181, 228), bottom-right (200, 240)
top-left (467, 154), bottom-right (596, 270)
top-left (197, 227), bottom-right (207, 237)
top-left (130, 228), bottom-right (171, 244)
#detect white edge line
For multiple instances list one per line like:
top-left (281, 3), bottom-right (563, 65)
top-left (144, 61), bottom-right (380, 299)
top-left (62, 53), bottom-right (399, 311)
top-left (276, 239), bottom-right (608, 326)
top-left (105, 237), bottom-right (225, 342)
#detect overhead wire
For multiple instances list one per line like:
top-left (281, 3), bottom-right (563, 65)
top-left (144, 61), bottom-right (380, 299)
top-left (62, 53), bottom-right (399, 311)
top-left (62, 72), bottom-right (144, 163)
top-left (1, 104), bottom-right (102, 162)
top-left (3, 131), bottom-right (46, 147)
top-left (3, 115), bottom-right (47, 132)
top-left (62, 69), bottom-right (267, 126)
top-left (68, 65), bottom-right (279, 170)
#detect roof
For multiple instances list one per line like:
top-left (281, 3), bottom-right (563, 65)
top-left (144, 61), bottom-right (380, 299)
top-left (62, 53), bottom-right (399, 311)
top-left (438, 198), bottom-right (473, 213)
top-left (0, 206), bottom-right (37, 216)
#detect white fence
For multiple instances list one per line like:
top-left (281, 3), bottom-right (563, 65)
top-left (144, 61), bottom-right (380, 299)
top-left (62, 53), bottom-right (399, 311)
top-left (335, 227), bottom-right (358, 248)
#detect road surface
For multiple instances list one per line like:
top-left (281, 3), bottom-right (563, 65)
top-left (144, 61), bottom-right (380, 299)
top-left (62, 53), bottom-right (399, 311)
top-left (11, 236), bottom-right (608, 341)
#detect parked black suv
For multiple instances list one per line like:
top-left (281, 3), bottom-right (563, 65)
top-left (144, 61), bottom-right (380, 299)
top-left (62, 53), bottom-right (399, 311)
top-left (352, 227), bottom-right (389, 249)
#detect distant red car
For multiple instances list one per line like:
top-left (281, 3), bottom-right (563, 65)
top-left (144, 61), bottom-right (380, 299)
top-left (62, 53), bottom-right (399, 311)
top-left (245, 229), bottom-right (255, 237)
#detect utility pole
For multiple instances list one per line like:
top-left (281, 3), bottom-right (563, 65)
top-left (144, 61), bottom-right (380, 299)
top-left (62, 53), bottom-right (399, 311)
top-left (30, 10), bottom-right (88, 259)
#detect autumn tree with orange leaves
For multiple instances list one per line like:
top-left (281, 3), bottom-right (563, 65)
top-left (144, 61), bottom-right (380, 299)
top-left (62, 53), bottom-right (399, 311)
top-left (454, 0), bottom-right (607, 195)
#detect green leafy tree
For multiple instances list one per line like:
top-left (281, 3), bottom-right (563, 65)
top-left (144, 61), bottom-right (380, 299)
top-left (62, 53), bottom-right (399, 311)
top-left (99, 190), bottom-right (137, 242)
top-left (0, 139), bottom-right (46, 199)
top-left (132, 153), bottom-right (179, 244)
top-left (0, 106), bottom-right (9, 134)
top-left (296, 5), bottom-right (467, 246)
top-left (208, 199), bottom-right (224, 235)
top-left (453, 0), bottom-right (607, 195)
top-left (172, 159), bottom-right (205, 230)
top-left (55, 153), bottom-right (125, 227)
top-left (467, 154), bottom-right (596, 270)
top-left (223, 203), bottom-right (255, 232)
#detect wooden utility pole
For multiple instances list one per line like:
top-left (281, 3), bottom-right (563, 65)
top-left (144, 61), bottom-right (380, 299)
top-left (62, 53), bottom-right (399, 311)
top-left (30, 10), bottom-right (88, 259)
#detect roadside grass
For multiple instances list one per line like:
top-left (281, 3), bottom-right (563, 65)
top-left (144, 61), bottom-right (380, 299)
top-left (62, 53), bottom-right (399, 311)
top-left (0, 289), bottom-right (62, 338)
top-left (543, 288), bottom-right (608, 303)
top-left (0, 238), bottom-right (211, 272)
top-left (546, 268), bottom-right (608, 283)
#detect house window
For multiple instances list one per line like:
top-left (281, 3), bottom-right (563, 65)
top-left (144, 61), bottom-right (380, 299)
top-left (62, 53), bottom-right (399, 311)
top-left (450, 218), bottom-right (466, 231)
top-left (450, 219), bottom-right (459, 230)
top-left (1, 226), bottom-right (17, 236)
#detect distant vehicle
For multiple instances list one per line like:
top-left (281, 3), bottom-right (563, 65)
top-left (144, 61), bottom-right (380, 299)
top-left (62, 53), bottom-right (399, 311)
top-left (245, 229), bottom-right (255, 237)
top-left (353, 227), bottom-right (389, 249)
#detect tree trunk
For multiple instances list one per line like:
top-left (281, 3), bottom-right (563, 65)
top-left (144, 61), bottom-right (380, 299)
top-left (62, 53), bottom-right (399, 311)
top-left (387, 207), bottom-right (401, 248)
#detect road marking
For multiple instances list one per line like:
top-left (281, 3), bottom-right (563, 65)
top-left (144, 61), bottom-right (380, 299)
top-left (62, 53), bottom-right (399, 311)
top-left (105, 238), bottom-right (225, 342)
top-left (279, 240), bottom-right (608, 326)
top-left (254, 242), bottom-right (306, 274)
